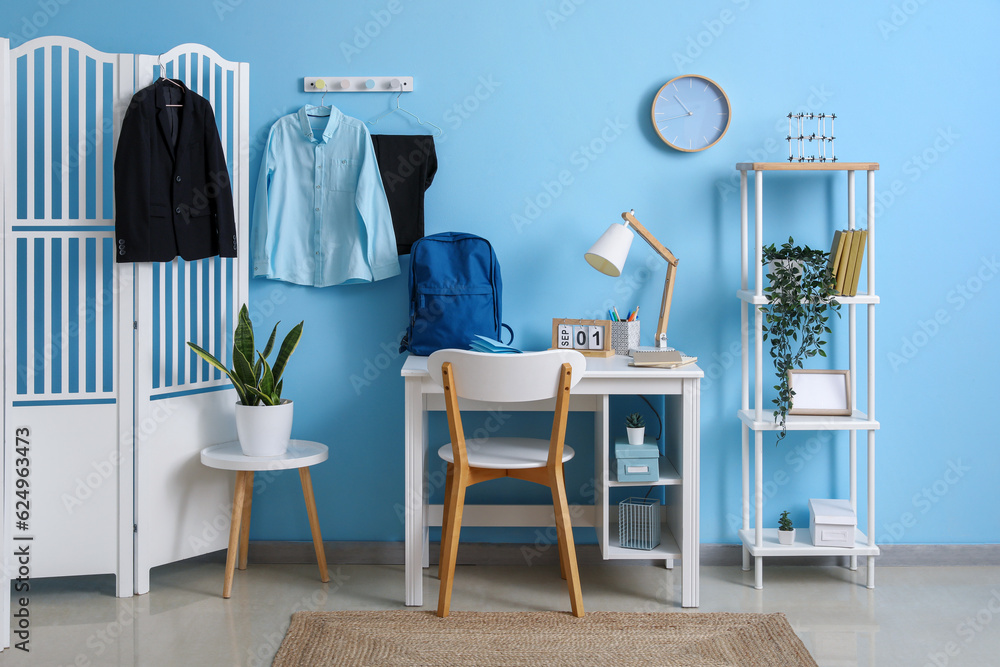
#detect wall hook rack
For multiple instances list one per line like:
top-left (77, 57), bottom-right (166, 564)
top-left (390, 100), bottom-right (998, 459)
top-left (305, 76), bottom-right (414, 93)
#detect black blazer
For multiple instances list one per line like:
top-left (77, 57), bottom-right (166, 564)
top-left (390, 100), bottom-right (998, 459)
top-left (114, 78), bottom-right (237, 263)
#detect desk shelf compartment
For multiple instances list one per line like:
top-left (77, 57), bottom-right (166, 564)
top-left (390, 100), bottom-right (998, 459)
top-left (593, 384), bottom-right (700, 608)
top-left (610, 520), bottom-right (681, 560)
top-left (609, 456), bottom-right (681, 486)
top-left (736, 162), bottom-right (880, 591)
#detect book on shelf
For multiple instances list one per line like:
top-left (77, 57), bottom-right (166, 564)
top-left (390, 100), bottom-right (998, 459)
top-left (827, 230), bottom-right (847, 279)
top-left (827, 228), bottom-right (868, 297)
top-left (846, 229), bottom-right (868, 296)
top-left (833, 229), bottom-right (855, 295)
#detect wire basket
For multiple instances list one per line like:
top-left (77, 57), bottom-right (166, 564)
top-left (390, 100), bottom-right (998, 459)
top-left (618, 497), bottom-right (661, 550)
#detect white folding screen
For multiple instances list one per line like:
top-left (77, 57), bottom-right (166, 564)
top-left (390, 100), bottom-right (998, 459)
top-left (0, 37), bottom-right (249, 648)
top-left (132, 44), bottom-right (250, 595)
top-left (1, 37), bottom-right (134, 618)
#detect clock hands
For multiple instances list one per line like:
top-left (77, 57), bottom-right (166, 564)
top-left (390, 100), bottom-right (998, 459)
top-left (673, 94), bottom-right (693, 115)
top-left (657, 112), bottom-right (693, 122)
top-left (658, 95), bottom-right (694, 125)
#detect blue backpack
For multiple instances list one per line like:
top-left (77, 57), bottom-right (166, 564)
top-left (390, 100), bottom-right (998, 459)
top-left (400, 232), bottom-right (513, 356)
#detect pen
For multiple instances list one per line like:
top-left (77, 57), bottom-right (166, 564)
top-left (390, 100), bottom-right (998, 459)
top-left (629, 306), bottom-right (640, 322)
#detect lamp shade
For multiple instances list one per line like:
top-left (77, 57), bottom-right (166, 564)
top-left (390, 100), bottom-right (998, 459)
top-left (584, 223), bottom-right (634, 277)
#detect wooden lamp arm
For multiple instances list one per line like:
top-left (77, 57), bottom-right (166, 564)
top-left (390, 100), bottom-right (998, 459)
top-left (621, 210), bottom-right (678, 266)
top-left (621, 210), bottom-right (678, 348)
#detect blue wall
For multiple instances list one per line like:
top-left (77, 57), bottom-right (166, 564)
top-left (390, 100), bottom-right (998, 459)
top-left (4, 0), bottom-right (998, 546)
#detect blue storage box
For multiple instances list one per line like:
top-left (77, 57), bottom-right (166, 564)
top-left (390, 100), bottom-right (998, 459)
top-left (614, 439), bottom-right (660, 483)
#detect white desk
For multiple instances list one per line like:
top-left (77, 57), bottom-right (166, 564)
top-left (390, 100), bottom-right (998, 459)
top-left (401, 354), bottom-right (703, 607)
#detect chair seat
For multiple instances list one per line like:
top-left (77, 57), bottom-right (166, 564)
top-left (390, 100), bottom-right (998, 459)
top-left (437, 437), bottom-right (575, 469)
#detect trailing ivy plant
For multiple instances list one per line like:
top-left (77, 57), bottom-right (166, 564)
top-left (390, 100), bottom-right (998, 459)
top-left (760, 237), bottom-right (840, 442)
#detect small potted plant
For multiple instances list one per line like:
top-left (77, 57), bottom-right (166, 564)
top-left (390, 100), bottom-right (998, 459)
top-left (761, 237), bottom-right (841, 441)
top-left (778, 510), bottom-right (795, 545)
top-left (625, 412), bottom-right (645, 445)
top-left (187, 304), bottom-right (303, 457)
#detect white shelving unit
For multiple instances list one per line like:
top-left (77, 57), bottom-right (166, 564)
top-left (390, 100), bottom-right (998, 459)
top-left (736, 162), bottom-right (881, 589)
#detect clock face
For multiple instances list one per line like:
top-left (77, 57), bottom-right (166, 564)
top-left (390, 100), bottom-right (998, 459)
top-left (651, 75), bottom-right (731, 152)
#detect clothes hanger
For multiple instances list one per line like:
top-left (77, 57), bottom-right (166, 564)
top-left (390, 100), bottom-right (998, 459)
top-left (157, 54), bottom-right (184, 107)
top-left (307, 90), bottom-right (333, 117)
top-left (368, 92), bottom-right (443, 137)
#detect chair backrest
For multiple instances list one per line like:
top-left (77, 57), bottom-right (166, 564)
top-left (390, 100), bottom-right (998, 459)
top-left (427, 349), bottom-right (586, 403)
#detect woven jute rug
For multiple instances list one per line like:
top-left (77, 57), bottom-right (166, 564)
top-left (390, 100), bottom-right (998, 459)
top-left (272, 610), bottom-right (818, 666)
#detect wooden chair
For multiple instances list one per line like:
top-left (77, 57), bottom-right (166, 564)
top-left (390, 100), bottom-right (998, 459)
top-left (427, 349), bottom-right (587, 618)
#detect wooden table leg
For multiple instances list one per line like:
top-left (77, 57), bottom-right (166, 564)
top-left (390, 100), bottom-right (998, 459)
top-left (299, 467), bottom-right (330, 583)
top-left (238, 471), bottom-right (254, 570)
top-left (223, 470), bottom-right (248, 599)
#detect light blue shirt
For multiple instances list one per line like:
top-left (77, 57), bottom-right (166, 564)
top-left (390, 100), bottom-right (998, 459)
top-left (252, 105), bottom-right (400, 286)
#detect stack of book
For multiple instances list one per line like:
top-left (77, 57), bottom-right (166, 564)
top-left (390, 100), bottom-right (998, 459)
top-left (827, 229), bottom-right (868, 296)
top-left (629, 346), bottom-right (698, 369)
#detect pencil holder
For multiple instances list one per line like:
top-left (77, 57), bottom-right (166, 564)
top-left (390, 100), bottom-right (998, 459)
top-left (611, 321), bottom-right (640, 356)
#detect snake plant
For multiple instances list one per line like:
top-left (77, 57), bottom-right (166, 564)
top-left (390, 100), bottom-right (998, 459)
top-left (187, 304), bottom-right (303, 406)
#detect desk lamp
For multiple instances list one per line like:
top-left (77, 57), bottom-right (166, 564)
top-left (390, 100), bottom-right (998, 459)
top-left (584, 210), bottom-right (678, 349)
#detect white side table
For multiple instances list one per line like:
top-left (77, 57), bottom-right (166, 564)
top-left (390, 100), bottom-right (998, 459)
top-left (200, 440), bottom-right (330, 598)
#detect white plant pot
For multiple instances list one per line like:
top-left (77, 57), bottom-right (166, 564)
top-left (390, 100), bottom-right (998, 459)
top-left (626, 427), bottom-right (645, 445)
top-left (778, 528), bottom-right (795, 545)
top-left (234, 399), bottom-right (293, 457)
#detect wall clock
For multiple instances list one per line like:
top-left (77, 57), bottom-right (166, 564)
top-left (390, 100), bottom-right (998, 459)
top-left (651, 75), bottom-right (731, 152)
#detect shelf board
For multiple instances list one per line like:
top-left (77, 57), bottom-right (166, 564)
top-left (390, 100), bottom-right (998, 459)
top-left (737, 289), bottom-right (879, 305)
top-left (609, 457), bottom-right (681, 487)
top-left (736, 162), bottom-right (879, 172)
top-left (608, 522), bottom-right (681, 560)
top-left (738, 409), bottom-right (879, 431)
top-left (739, 528), bottom-right (880, 557)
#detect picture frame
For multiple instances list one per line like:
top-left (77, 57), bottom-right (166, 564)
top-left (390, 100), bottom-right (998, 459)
top-left (787, 369), bottom-right (851, 416)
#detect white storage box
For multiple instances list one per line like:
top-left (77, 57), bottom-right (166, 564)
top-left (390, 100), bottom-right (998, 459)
top-left (809, 498), bottom-right (856, 548)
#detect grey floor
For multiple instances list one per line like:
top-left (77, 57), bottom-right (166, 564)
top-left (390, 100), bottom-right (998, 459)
top-left (1, 558), bottom-right (999, 666)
